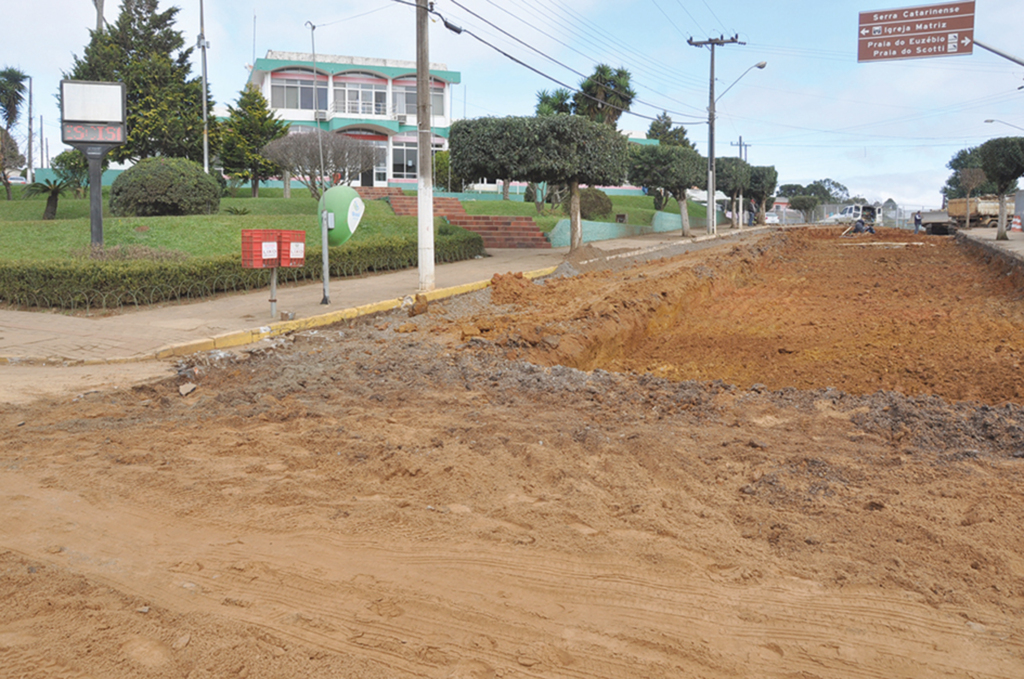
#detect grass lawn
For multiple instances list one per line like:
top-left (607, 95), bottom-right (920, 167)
top-left (0, 189), bottom-right (707, 261)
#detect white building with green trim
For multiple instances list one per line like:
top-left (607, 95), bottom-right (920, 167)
top-left (248, 51), bottom-right (461, 187)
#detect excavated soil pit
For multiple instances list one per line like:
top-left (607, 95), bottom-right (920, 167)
top-left (2, 227), bottom-right (1024, 679)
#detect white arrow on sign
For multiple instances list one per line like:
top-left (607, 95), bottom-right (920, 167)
top-left (861, 27), bottom-right (870, 35)
top-left (961, 36), bottom-right (972, 47)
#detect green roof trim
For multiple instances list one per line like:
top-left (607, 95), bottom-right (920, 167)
top-left (290, 119), bottom-right (451, 138)
top-left (253, 58), bottom-right (461, 84)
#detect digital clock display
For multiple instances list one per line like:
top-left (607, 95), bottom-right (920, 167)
top-left (62, 122), bottom-right (125, 144)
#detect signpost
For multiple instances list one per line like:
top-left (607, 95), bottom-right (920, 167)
top-left (858, 1), bottom-right (974, 63)
top-left (60, 80), bottom-right (126, 247)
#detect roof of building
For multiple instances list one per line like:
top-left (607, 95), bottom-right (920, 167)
top-left (252, 51), bottom-right (461, 84)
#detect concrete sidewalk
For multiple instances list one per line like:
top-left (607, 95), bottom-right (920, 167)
top-left (1, 227), bottom-right (755, 365)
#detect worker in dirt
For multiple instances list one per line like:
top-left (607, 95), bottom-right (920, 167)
top-left (853, 218), bottom-right (875, 234)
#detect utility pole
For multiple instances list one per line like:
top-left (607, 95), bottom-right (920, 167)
top-left (416, 0), bottom-right (435, 291)
top-left (26, 77), bottom-right (32, 183)
top-left (92, 0), bottom-right (104, 33)
top-left (198, 0), bottom-right (210, 173)
top-left (688, 34), bottom-right (743, 236)
top-left (731, 135), bottom-right (750, 162)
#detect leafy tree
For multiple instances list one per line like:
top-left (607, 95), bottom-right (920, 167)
top-left (262, 130), bottom-right (384, 201)
top-left (776, 183), bottom-right (805, 198)
top-left (23, 178), bottom-right (72, 220)
top-left (219, 84), bottom-right (288, 198)
top-left (716, 157), bottom-right (752, 227)
top-left (573, 64), bottom-right (635, 128)
top-left (1, 129), bottom-right (24, 186)
top-left (646, 112), bottom-right (695, 149)
top-left (942, 146), bottom-right (1002, 199)
top-left (977, 136), bottom-right (1024, 240)
top-left (450, 115), bottom-right (629, 251)
top-left (789, 195), bottom-right (819, 222)
top-left (64, 0), bottom-right (217, 163)
top-left (807, 178), bottom-right (848, 203)
top-left (0, 66), bottom-right (28, 200)
top-left (628, 143), bottom-right (704, 236)
top-left (51, 149), bottom-right (99, 198)
top-left (433, 150), bottom-right (467, 192)
top-left (957, 167), bottom-right (987, 229)
top-left (748, 166), bottom-right (778, 224)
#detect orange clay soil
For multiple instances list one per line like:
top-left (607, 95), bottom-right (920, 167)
top-left (2, 227), bottom-right (1023, 679)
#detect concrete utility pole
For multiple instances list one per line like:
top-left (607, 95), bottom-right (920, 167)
top-left (198, 0), bottom-right (210, 173)
top-left (688, 34), bottom-right (743, 236)
top-left (416, 0), bottom-right (435, 291)
top-left (92, 0), bottom-right (104, 33)
top-left (27, 77), bottom-right (32, 183)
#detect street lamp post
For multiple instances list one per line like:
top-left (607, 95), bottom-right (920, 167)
top-left (985, 119), bottom-right (1024, 132)
top-left (689, 35), bottom-right (765, 235)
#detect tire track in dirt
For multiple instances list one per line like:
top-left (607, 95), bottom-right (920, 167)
top-left (3, 469), bottom-right (1022, 679)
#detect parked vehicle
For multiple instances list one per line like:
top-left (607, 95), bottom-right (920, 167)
top-left (4, 174), bottom-right (26, 185)
top-left (917, 210), bottom-right (954, 235)
top-left (820, 204), bottom-right (879, 226)
top-left (947, 195), bottom-right (1002, 229)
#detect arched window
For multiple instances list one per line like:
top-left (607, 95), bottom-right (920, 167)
top-left (333, 71), bottom-right (388, 115)
top-left (391, 77), bottom-right (445, 117)
top-left (270, 68), bottom-right (327, 111)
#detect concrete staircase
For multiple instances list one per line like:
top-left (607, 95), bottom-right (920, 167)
top-left (388, 196), bottom-right (551, 249)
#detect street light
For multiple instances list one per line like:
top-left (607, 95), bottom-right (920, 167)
top-left (985, 119), bottom-right (1024, 132)
top-left (706, 60), bottom-right (766, 235)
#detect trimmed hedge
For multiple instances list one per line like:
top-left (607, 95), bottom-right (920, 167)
top-left (110, 157), bottom-right (221, 216)
top-left (0, 226), bottom-right (484, 311)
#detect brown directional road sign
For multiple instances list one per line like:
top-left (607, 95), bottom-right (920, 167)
top-left (858, 1), bottom-right (975, 62)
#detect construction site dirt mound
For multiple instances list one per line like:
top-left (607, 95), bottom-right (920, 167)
top-left (2, 227), bottom-right (1023, 679)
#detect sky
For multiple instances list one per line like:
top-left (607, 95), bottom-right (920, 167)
top-left (3, 0), bottom-right (1023, 209)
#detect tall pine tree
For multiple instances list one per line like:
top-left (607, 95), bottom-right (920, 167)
top-left (219, 84), bottom-right (289, 198)
top-left (64, 0), bottom-right (217, 163)
top-left (647, 112), bottom-right (695, 149)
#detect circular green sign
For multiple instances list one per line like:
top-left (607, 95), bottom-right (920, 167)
top-left (317, 186), bottom-right (365, 247)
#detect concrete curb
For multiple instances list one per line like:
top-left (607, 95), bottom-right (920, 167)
top-left (0, 265), bottom-right (560, 367)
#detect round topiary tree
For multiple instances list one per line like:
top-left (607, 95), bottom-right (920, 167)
top-left (563, 186), bottom-right (613, 220)
top-left (110, 157), bottom-right (221, 216)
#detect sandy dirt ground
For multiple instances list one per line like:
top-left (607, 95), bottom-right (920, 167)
top-left (2, 227), bottom-right (1024, 679)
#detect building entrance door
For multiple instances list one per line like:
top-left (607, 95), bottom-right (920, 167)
top-left (360, 169), bottom-right (374, 187)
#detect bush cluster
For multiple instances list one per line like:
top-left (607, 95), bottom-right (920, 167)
top-left (0, 226), bottom-right (483, 311)
top-left (110, 157), bottom-right (221, 217)
top-left (562, 187), bottom-right (613, 220)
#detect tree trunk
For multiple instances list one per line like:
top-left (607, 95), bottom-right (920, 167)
top-left (569, 179), bottom-right (582, 251)
top-left (283, 169), bottom-right (291, 199)
top-left (677, 193), bottom-right (691, 238)
top-left (997, 194), bottom-right (1008, 241)
top-left (251, 175), bottom-right (259, 198)
top-left (43, 194), bottom-right (58, 220)
top-left (502, 178), bottom-right (510, 201)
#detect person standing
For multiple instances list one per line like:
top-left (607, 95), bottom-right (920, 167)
top-left (914, 211), bottom-right (923, 234)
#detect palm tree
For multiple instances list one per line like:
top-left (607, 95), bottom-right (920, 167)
top-left (23, 178), bottom-right (71, 220)
top-left (0, 67), bottom-right (28, 200)
top-left (573, 64), bottom-right (635, 128)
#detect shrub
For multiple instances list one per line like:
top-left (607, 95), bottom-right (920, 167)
top-left (110, 157), bottom-right (221, 217)
top-left (562, 187), bottom-right (613, 220)
top-left (0, 226), bottom-right (484, 311)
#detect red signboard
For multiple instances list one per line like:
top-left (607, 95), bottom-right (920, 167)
top-left (858, 1), bottom-right (975, 62)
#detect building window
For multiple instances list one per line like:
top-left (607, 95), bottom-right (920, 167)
top-left (392, 141), bottom-right (417, 179)
top-left (270, 69), bottom-right (327, 111)
top-left (391, 77), bottom-right (445, 117)
top-left (392, 138), bottom-right (445, 179)
top-left (344, 129), bottom-right (388, 183)
top-left (334, 72), bottom-right (388, 115)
